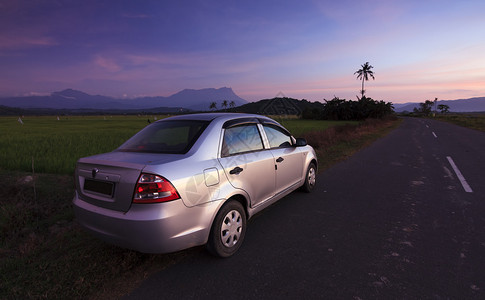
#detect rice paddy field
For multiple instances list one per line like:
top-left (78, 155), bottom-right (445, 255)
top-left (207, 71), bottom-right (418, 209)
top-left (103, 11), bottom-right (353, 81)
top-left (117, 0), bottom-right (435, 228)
top-left (0, 115), bottom-right (155, 174)
top-left (0, 115), bottom-right (355, 175)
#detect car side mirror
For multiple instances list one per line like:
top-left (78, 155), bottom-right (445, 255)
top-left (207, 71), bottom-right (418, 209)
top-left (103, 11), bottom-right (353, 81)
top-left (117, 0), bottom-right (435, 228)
top-left (295, 138), bottom-right (307, 147)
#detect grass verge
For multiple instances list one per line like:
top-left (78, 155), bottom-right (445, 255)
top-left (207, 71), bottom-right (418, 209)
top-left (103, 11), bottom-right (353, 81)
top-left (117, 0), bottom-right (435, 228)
top-left (0, 117), bottom-right (401, 299)
top-left (303, 117), bottom-right (402, 170)
top-left (433, 113), bottom-right (485, 132)
top-left (0, 171), bottom-right (193, 299)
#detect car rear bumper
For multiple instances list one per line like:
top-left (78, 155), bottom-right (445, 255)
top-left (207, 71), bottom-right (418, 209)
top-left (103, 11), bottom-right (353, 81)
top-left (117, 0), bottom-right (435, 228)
top-left (73, 192), bottom-right (220, 254)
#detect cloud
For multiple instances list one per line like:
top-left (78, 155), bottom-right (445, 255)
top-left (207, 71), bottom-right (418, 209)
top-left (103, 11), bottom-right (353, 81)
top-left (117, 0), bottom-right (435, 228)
top-left (0, 35), bottom-right (58, 50)
top-left (24, 91), bottom-right (51, 97)
top-left (94, 55), bottom-right (122, 72)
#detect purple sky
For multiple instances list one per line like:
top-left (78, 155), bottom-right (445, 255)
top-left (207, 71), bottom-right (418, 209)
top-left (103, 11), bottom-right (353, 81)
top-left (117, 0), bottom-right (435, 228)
top-left (1, 0), bottom-right (484, 103)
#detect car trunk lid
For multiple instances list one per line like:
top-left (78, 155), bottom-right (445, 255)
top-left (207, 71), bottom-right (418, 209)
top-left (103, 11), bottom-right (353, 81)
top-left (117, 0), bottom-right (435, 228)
top-left (75, 151), bottom-right (181, 212)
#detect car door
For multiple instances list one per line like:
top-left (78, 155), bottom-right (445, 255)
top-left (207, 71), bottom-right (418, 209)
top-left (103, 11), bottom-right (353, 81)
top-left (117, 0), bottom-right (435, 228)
top-left (218, 122), bottom-right (276, 207)
top-left (262, 124), bottom-right (304, 193)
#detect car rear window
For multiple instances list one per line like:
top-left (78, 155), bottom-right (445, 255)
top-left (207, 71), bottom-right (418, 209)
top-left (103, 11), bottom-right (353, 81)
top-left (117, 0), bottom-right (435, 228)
top-left (117, 120), bottom-right (209, 154)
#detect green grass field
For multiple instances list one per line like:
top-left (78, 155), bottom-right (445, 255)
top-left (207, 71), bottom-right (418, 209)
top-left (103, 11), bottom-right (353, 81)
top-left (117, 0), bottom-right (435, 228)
top-left (434, 113), bottom-right (485, 132)
top-left (0, 115), bottom-right (355, 175)
top-left (0, 116), bottom-right (155, 174)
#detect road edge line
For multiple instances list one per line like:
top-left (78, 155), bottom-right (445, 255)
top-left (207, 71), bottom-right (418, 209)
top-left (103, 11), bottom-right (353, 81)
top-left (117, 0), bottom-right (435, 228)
top-left (446, 156), bottom-right (473, 193)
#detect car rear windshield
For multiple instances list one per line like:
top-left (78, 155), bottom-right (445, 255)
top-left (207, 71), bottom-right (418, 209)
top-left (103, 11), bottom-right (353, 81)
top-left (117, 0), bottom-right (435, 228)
top-left (117, 120), bottom-right (210, 154)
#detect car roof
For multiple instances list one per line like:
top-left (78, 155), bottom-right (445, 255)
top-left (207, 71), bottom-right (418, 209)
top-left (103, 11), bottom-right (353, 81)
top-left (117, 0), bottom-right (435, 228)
top-left (161, 112), bottom-right (271, 122)
top-left (160, 113), bottom-right (289, 135)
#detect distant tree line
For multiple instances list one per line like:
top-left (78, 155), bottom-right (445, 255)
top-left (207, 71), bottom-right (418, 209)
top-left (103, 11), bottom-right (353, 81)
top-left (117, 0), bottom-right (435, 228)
top-left (209, 100), bottom-right (236, 111)
top-left (413, 99), bottom-right (435, 116)
top-left (208, 95), bottom-right (395, 121)
top-left (302, 96), bottom-right (394, 120)
top-left (412, 98), bottom-right (450, 116)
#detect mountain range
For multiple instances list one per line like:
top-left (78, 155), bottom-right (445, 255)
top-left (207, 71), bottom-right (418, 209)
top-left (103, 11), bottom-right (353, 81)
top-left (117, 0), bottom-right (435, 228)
top-left (0, 87), bottom-right (247, 111)
top-left (1, 88), bottom-right (485, 114)
top-left (393, 97), bottom-right (485, 113)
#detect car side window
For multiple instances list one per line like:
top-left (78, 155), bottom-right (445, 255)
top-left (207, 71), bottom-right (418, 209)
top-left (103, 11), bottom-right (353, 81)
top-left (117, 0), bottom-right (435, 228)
top-left (222, 124), bottom-right (264, 156)
top-left (263, 124), bottom-right (293, 148)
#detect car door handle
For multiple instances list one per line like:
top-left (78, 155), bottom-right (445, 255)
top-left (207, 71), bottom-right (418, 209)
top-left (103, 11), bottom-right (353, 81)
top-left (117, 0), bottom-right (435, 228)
top-left (276, 157), bottom-right (284, 163)
top-left (229, 166), bottom-right (244, 175)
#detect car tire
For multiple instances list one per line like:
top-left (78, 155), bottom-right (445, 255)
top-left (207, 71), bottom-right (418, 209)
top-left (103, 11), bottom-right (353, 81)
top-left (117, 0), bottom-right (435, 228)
top-left (301, 162), bottom-right (316, 193)
top-left (207, 200), bottom-right (247, 258)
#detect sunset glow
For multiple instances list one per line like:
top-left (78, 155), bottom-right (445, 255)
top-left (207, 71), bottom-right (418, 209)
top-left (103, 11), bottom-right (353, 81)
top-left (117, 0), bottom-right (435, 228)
top-left (1, 0), bottom-right (484, 104)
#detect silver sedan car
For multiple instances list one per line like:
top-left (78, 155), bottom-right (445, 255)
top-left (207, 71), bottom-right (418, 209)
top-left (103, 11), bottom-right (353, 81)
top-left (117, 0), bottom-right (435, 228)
top-left (73, 113), bottom-right (317, 257)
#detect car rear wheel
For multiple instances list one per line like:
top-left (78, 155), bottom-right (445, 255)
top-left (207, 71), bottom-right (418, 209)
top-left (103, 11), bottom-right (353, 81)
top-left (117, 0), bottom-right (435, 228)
top-left (207, 201), bottom-right (246, 258)
top-left (301, 162), bottom-right (316, 193)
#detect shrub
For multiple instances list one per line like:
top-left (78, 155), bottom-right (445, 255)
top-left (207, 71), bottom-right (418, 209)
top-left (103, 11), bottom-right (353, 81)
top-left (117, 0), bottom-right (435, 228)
top-left (302, 96), bottom-right (394, 121)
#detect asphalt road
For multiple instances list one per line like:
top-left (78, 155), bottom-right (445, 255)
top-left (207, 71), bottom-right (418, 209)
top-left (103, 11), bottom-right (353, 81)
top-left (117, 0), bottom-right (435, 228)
top-left (124, 117), bottom-right (485, 299)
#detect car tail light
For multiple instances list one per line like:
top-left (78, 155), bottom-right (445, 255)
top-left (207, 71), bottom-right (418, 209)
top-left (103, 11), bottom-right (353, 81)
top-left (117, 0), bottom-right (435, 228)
top-left (133, 173), bottom-right (180, 203)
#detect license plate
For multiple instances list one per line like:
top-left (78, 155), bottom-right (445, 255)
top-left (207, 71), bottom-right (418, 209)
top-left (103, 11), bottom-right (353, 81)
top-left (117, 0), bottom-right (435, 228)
top-left (84, 179), bottom-right (114, 197)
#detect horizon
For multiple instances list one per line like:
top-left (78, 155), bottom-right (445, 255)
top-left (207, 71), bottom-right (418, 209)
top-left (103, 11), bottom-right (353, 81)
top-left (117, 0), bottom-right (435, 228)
top-left (1, 1), bottom-right (485, 104)
top-left (4, 87), bottom-right (483, 106)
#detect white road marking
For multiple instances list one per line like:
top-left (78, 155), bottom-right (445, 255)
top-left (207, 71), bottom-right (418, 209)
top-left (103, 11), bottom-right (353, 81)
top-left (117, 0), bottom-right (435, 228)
top-left (432, 132), bottom-right (437, 138)
top-left (446, 156), bottom-right (473, 193)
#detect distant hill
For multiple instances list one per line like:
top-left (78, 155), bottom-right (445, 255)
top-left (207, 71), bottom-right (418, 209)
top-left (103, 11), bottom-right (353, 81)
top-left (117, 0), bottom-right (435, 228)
top-left (225, 97), bottom-right (325, 115)
top-left (394, 97), bottom-right (485, 113)
top-left (134, 87), bottom-right (247, 111)
top-left (0, 87), bottom-right (248, 111)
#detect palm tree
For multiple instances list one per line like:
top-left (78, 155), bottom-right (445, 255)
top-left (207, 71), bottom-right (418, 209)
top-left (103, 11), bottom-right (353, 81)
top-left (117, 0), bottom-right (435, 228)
top-left (354, 62), bottom-right (375, 97)
top-left (221, 100), bottom-right (228, 111)
top-left (209, 102), bottom-right (217, 111)
top-left (229, 100), bottom-right (236, 109)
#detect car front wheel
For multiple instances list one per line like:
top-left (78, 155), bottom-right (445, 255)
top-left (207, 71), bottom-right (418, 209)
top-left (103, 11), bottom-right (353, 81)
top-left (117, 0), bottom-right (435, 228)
top-left (301, 162), bottom-right (316, 193)
top-left (207, 201), bottom-right (247, 258)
